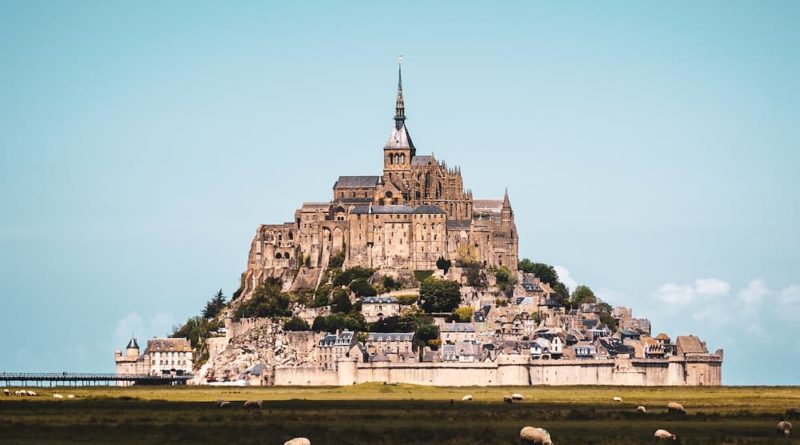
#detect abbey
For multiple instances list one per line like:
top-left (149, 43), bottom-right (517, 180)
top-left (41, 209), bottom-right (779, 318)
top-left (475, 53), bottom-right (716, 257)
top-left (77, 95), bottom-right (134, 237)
top-left (241, 65), bottom-right (517, 294)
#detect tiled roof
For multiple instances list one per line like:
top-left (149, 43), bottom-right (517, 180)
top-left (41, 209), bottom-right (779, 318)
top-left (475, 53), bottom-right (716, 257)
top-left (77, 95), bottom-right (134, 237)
top-left (386, 124), bottom-right (414, 149)
top-left (676, 335), bottom-right (706, 355)
top-left (335, 176), bottom-right (380, 188)
top-left (413, 205), bottom-right (445, 214)
top-left (446, 220), bottom-right (472, 229)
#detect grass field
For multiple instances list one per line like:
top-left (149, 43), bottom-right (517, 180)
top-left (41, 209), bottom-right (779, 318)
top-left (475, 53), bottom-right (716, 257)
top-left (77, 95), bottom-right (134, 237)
top-left (1, 384), bottom-right (798, 444)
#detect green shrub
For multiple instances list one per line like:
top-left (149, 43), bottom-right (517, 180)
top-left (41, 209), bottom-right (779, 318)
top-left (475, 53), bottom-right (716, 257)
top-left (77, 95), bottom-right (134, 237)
top-left (420, 278), bottom-right (461, 313)
top-left (395, 294), bottom-right (418, 305)
top-left (234, 278), bottom-right (291, 319)
top-left (334, 267), bottom-right (375, 286)
top-left (349, 278), bottom-right (377, 297)
top-left (283, 317), bottom-right (310, 331)
top-left (328, 250), bottom-right (345, 269)
top-left (413, 270), bottom-right (434, 282)
top-left (332, 288), bottom-right (352, 313)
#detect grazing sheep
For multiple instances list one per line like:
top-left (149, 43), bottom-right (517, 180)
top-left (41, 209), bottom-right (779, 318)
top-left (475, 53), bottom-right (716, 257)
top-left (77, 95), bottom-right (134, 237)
top-left (284, 438), bottom-right (311, 445)
top-left (786, 407), bottom-right (800, 420)
top-left (654, 429), bottom-right (676, 440)
top-left (667, 402), bottom-right (686, 415)
top-left (15, 390), bottom-right (23, 396)
top-left (243, 400), bottom-right (263, 409)
top-left (777, 421), bottom-right (792, 438)
top-left (613, 396), bottom-right (623, 403)
top-left (512, 393), bottom-right (525, 401)
top-left (519, 426), bottom-right (552, 445)
top-left (53, 393), bottom-right (64, 399)
top-left (3, 389), bottom-right (9, 396)
top-left (67, 394), bottom-right (75, 399)
top-left (462, 395), bottom-right (473, 401)
top-left (504, 395), bottom-right (514, 404)
top-left (217, 400), bottom-right (231, 408)
top-left (636, 406), bottom-right (647, 414)
top-left (25, 390), bottom-right (37, 396)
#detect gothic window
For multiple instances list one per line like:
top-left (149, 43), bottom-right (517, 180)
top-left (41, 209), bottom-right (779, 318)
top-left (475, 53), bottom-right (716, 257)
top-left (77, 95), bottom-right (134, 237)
top-left (400, 154), bottom-right (405, 163)
top-left (288, 231), bottom-right (293, 240)
top-left (275, 253), bottom-right (282, 259)
top-left (285, 252), bottom-right (291, 259)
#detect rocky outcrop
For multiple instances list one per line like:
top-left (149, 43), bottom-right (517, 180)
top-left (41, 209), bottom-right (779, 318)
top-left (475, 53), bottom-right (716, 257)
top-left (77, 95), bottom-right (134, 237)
top-left (199, 320), bottom-right (319, 385)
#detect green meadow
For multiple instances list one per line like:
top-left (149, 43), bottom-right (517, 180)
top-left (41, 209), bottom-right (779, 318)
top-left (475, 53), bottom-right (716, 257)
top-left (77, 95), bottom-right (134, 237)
top-left (1, 384), bottom-right (798, 444)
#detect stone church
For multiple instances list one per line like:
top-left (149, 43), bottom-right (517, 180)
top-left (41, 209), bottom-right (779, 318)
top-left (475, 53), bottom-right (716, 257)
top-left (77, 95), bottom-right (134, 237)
top-left (241, 64), bottom-right (518, 294)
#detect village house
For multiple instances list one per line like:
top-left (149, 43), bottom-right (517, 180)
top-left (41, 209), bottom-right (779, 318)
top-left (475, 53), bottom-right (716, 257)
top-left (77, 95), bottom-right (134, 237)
top-left (361, 296), bottom-right (402, 323)
top-left (318, 330), bottom-right (359, 371)
top-left (439, 322), bottom-right (476, 344)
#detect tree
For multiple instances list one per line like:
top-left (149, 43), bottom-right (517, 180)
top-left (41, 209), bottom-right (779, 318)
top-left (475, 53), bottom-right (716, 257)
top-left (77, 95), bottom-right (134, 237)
top-left (333, 267), bottom-right (374, 286)
top-left (492, 266), bottom-right (516, 297)
top-left (436, 257), bottom-right (452, 274)
top-left (465, 263), bottom-right (487, 288)
top-left (171, 315), bottom-right (219, 350)
top-left (571, 285), bottom-right (597, 307)
top-left (328, 250), bottom-right (345, 269)
top-left (331, 288), bottom-right (352, 313)
top-left (283, 317), bottom-right (310, 331)
top-left (420, 278), bottom-right (462, 313)
top-left (517, 259), bottom-right (559, 286)
top-left (414, 324), bottom-right (439, 344)
top-left (455, 244), bottom-right (478, 265)
top-left (234, 278), bottom-right (291, 319)
top-left (453, 306), bottom-right (473, 322)
top-left (202, 289), bottom-right (227, 319)
top-left (349, 278), bottom-right (377, 297)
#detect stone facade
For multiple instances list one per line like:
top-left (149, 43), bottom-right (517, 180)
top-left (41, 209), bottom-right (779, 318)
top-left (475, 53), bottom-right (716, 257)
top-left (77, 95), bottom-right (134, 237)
top-left (239, 65), bottom-right (518, 298)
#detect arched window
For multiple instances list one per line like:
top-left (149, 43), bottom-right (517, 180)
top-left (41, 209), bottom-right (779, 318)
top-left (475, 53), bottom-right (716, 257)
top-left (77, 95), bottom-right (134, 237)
top-left (400, 154), bottom-right (405, 163)
top-left (275, 253), bottom-right (282, 259)
top-left (288, 231), bottom-right (293, 240)
top-left (284, 252), bottom-right (291, 259)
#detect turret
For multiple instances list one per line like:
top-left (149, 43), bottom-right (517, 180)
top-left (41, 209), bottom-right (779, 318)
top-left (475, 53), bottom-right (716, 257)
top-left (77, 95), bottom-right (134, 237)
top-left (125, 337), bottom-right (140, 358)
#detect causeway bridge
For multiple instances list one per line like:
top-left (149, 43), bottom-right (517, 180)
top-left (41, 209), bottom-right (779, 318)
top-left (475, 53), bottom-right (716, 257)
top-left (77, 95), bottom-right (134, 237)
top-left (1, 372), bottom-right (192, 387)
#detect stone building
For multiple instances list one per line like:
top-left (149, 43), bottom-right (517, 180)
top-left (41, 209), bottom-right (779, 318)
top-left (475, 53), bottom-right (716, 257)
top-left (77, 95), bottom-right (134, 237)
top-left (114, 337), bottom-right (193, 380)
top-left (239, 63), bottom-right (518, 297)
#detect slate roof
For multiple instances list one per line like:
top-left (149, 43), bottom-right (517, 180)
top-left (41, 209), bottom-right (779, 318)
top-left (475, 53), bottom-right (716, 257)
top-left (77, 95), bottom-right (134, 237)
top-left (126, 338), bottom-right (139, 350)
top-left (472, 199), bottom-right (503, 212)
top-left (349, 205), bottom-right (445, 215)
top-left (385, 124), bottom-right (414, 149)
top-left (446, 220), bottom-right (472, 230)
top-left (362, 296), bottom-right (399, 304)
top-left (367, 332), bottom-right (413, 342)
top-left (334, 176), bottom-right (380, 188)
top-left (441, 323), bottom-right (475, 333)
top-left (410, 155), bottom-right (432, 166)
top-left (413, 205), bottom-right (445, 214)
top-left (146, 338), bottom-right (192, 353)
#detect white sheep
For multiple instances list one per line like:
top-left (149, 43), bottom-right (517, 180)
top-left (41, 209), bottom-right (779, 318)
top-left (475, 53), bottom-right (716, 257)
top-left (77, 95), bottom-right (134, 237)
top-left (777, 421), bottom-right (792, 439)
top-left (67, 394), bottom-right (75, 399)
top-left (636, 405), bottom-right (647, 414)
top-left (217, 400), bottom-right (231, 408)
top-left (15, 390), bottom-right (23, 396)
top-left (243, 399), bottom-right (263, 409)
top-left (519, 426), bottom-right (552, 445)
top-left (284, 438), bottom-right (311, 445)
top-left (512, 393), bottom-right (525, 401)
top-left (25, 390), bottom-right (37, 396)
top-left (654, 429), bottom-right (676, 440)
top-left (667, 402), bottom-right (686, 415)
top-left (612, 396), bottom-right (623, 403)
top-left (504, 395), bottom-right (513, 404)
top-left (3, 389), bottom-right (9, 396)
top-left (462, 395), bottom-right (473, 401)
top-left (53, 393), bottom-right (64, 399)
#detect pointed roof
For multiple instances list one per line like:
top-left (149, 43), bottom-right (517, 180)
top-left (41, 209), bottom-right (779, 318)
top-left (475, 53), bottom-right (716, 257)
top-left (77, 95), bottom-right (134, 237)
top-left (385, 58), bottom-right (415, 150)
top-left (503, 189), bottom-right (511, 208)
top-left (126, 337), bottom-right (139, 350)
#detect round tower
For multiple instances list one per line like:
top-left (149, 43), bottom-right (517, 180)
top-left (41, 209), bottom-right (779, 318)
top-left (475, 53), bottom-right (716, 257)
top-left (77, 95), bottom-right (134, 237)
top-left (125, 337), bottom-right (140, 358)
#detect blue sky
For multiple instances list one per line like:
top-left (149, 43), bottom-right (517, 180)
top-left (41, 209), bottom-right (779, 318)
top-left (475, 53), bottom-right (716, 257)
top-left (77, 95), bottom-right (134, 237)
top-left (1, 1), bottom-right (798, 384)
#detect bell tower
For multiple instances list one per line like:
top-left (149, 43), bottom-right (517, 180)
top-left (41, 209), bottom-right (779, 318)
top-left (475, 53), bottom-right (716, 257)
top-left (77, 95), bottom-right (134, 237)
top-left (383, 56), bottom-right (415, 184)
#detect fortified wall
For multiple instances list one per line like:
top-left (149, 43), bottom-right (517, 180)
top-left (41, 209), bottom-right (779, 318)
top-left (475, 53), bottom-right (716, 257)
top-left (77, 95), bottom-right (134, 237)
top-left (275, 353), bottom-right (723, 386)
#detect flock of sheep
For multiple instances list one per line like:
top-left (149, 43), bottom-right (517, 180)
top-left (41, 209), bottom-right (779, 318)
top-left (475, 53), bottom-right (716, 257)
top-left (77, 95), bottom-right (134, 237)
top-left (212, 393), bottom-right (796, 444)
top-left (4, 388), bottom-right (76, 399)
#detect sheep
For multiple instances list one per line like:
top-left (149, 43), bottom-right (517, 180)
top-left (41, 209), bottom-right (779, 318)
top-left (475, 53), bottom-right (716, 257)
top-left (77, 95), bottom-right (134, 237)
top-left (667, 402), bottom-right (686, 415)
top-left (613, 396), bottom-right (623, 403)
top-left (67, 394), bottom-right (75, 399)
top-left (15, 390), bottom-right (23, 396)
top-left (25, 390), bottom-right (37, 396)
top-left (53, 393), bottom-right (64, 399)
top-left (653, 429), bottom-right (676, 440)
top-left (512, 393), bottom-right (525, 401)
top-left (786, 407), bottom-right (800, 420)
top-left (504, 395), bottom-right (514, 404)
top-left (284, 438), bottom-right (311, 445)
top-left (3, 389), bottom-right (9, 396)
top-left (636, 405), bottom-right (647, 414)
top-left (519, 426), bottom-right (552, 445)
top-left (462, 395), bottom-right (473, 401)
top-left (243, 400), bottom-right (263, 409)
top-left (217, 400), bottom-right (231, 408)
top-left (777, 421), bottom-right (792, 439)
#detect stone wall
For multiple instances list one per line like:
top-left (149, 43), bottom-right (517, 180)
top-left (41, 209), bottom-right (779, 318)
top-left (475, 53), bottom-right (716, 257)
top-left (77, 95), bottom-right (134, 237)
top-left (273, 354), bottom-right (722, 387)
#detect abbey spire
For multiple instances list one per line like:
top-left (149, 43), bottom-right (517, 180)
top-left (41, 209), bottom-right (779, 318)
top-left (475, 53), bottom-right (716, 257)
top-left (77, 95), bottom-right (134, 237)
top-left (394, 59), bottom-right (405, 130)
